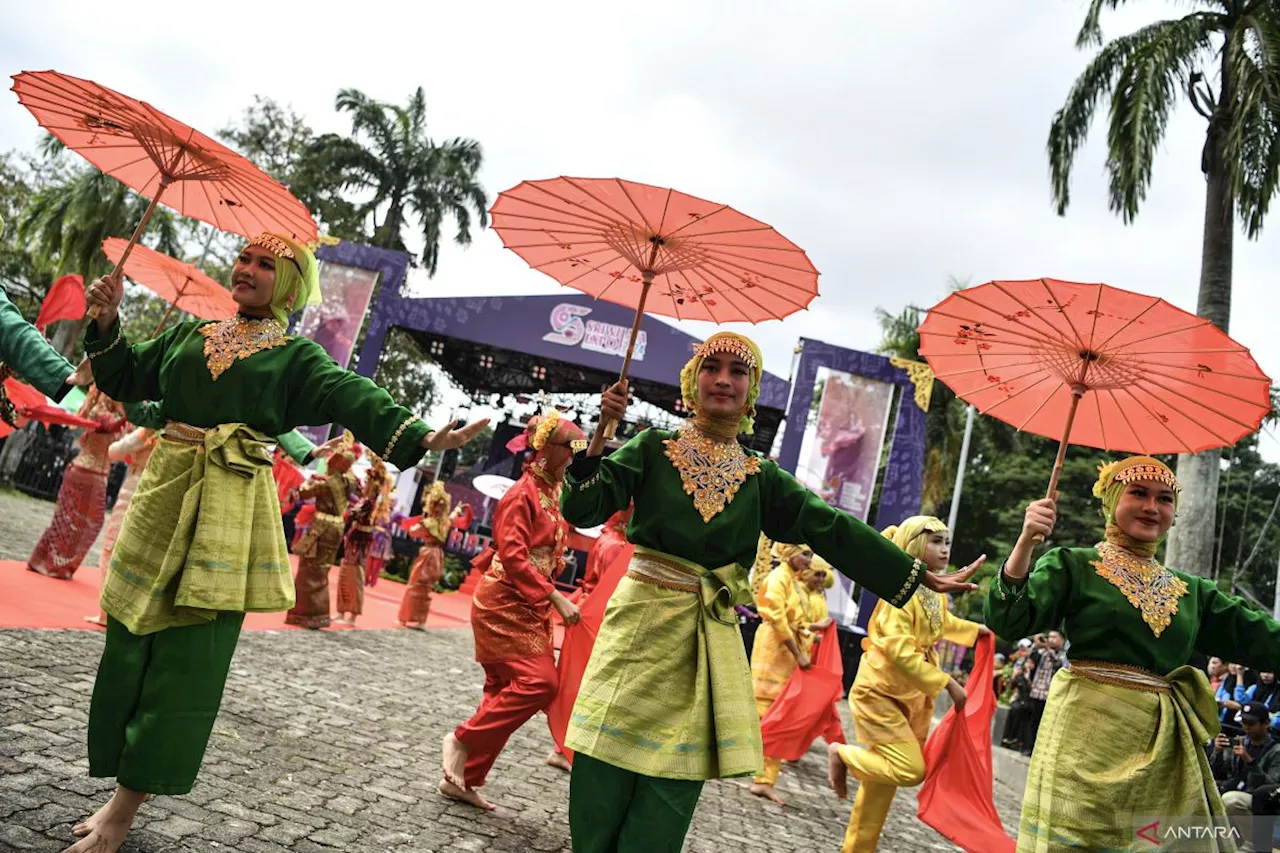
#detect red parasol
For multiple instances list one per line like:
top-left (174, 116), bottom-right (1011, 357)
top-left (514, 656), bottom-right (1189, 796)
top-left (102, 237), bottom-right (236, 332)
top-left (12, 70), bottom-right (317, 317)
top-left (491, 177), bottom-right (818, 438)
top-left (917, 278), bottom-right (1272, 496)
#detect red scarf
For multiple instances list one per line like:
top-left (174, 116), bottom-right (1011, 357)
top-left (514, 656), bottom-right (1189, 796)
top-left (916, 632), bottom-right (1014, 853)
top-left (758, 623), bottom-right (846, 760)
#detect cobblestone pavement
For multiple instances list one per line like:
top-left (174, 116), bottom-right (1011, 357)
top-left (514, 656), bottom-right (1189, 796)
top-left (0, 490), bottom-right (1024, 852)
top-left (0, 487), bottom-right (104, 567)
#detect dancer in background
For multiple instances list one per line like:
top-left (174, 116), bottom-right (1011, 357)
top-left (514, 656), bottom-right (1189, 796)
top-left (70, 232), bottom-right (486, 853)
top-left (560, 332), bottom-right (977, 853)
top-left (399, 481), bottom-right (466, 629)
top-left (365, 464), bottom-right (397, 587)
top-left (84, 421), bottom-right (156, 626)
top-left (749, 542), bottom-right (814, 805)
top-left (286, 435), bottom-right (359, 630)
top-left (827, 516), bottom-right (987, 852)
top-left (27, 387), bottom-right (127, 580)
top-left (335, 454), bottom-right (387, 626)
top-left (441, 410), bottom-right (585, 810)
top-left (985, 456), bottom-right (1280, 853)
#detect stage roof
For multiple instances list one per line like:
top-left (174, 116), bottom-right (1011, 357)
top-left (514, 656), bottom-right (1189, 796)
top-left (363, 292), bottom-right (789, 450)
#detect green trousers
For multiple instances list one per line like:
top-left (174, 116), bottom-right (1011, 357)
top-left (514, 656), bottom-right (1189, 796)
top-left (569, 752), bottom-right (705, 853)
top-left (88, 612), bottom-right (244, 795)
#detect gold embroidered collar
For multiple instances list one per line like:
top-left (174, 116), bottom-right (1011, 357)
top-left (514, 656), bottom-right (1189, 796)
top-left (200, 315), bottom-right (290, 380)
top-left (663, 425), bottom-right (762, 523)
top-left (1090, 541), bottom-right (1189, 637)
top-left (916, 586), bottom-right (943, 634)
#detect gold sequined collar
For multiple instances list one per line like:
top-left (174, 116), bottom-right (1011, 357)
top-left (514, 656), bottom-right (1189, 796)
top-left (1090, 541), bottom-right (1189, 637)
top-left (916, 586), bottom-right (943, 634)
top-left (199, 315), bottom-right (290, 381)
top-left (663, 425), bottom-right (762, 523)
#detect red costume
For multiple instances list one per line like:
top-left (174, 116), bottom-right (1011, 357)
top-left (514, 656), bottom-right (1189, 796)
top-left (452, 412), bottom-right (582, 790)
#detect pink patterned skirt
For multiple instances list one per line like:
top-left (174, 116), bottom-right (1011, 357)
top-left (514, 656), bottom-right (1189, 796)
top-left (28, 464), bottom-right (109, 580)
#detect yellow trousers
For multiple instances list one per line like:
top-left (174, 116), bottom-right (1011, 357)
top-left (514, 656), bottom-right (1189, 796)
top-left (837, 739), bottom-right (925, 853)
top-left (754, 697), bottom-right (784, 785)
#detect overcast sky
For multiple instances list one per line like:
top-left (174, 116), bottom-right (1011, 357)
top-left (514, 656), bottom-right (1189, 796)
top-left (4, 0), bottom-right (1278, 459)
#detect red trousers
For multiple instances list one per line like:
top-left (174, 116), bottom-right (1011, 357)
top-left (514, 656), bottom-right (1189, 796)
top-left (455, 654), bottom-right (558, 788)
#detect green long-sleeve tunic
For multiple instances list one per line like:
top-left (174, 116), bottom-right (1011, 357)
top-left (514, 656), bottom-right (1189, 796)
top-left (562, 428), bottom-right (921, 608)
top-left (1, 288), bottom-right (73, 401)
top-left (86, 316), bottom-right (430, 469)
top-left (986, 546), bottom-right (1280, 674)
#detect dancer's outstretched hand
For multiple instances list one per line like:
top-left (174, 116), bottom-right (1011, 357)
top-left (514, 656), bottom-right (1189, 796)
top-left (422, 417), bottom-right (491, 452)
top-left (66, 358), bottom-right (93, 386)
top-left (549, 591), bottom-right (580, 626)
top-left (922, 553), bottom-right (986, 594)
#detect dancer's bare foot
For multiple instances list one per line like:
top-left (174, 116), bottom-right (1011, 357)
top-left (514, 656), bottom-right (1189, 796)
top-left (82, 615), bottom-right (106, 628)
top-left (437, 778), bottom-right (495, 811)
top-left (442, 733), bottom-right (469, 789)
top-left (827, 742), bottom-right (848, 799)
top-left (546, 750), bottom-right (572, 772)
top-left (749, 782), bottom-right (786, 805)
top-left (67, 786), bottom-right (146, 852)
top-left (403, 621), bottom-right (425, 630)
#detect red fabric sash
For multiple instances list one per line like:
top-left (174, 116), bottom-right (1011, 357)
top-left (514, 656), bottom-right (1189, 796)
top-left (759, 623), bottom-right (846, 761)
top-left (546, 543), bottom-right (635, 763)
top-left (916, 632), bottom-right (1014, 853)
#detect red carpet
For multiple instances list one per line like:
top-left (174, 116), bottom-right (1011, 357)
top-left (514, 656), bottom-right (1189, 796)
top-left (0, 558), bottom-right (475, 632)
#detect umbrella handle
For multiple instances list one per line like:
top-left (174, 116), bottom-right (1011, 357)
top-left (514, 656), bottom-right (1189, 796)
top-left (591, 275), bottom-right (653, 454)
top-left (1033, 384), bottom-right (1086, 543)
top-left (87, 182), bottom-right (169, 320)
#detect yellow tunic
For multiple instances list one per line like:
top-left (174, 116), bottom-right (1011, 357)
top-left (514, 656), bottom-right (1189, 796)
top-left (850, 587), bottom-right (980, 744)
top-left (751, 562), bottom-right (805, 713)
top-left (796, 585), bottom-right (829, 657)
top-left (749, 532), bottom-right (773, 598)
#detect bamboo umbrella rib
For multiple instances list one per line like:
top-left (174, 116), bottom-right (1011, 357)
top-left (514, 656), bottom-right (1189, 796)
top-left (1103, 317), bottom-right (1213, 352)
top-left (558, 177), bottom-right (650, 233)
top-left (1097, 355), bottom-right (1268, 384)
top-left (696, 257), bottom-right (810, 311)
top-left (672, 267), bottom-right (722, 324)
top-left (493, 205), bottom-right (618, 232)
top-left (982, 281), bottom-right (1082, 351)
top-left (934, 363), bottom-right (1058, 388)
top-left (1104, 388), bottom-right (1143, 449)
top-left (1122, 362), bottom-right (1272, 408)
top-left (614, 178), bottom-right (657, 236)
top-left (1084, 279), bottom-right (1105, 351)
top-left (659, 203), bottom-right (733, 241)
top-left (701, 245), bottom-right (821, 275)
top-left (1112, 383), bottom-right (1193, 453)
top-left (1040, 277), bottom-right (1090, 353)
top-left (1130, 374), bottom-right (1258, 436)
top-left (1088, 297), bottom-right (1161, 353)
top-left (682, 264), bottom-right (763, 322)
top-left (520, 184), bottom-right (633, 231)
top-left (1011, 379), bottom-right (1069, 433)
top-left (920, 309), bottom-right (1066, 352)
top-left (978, 372), bottom-right (1061, 418)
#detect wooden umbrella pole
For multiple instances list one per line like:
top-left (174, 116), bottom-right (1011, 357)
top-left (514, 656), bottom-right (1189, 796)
top-left (589, 271), bottom-right (654, 455)
top-left (88, 178), bottom-right (171, 320)
top-left (1034, 383), bottom-right (1086, 542)
top-left (150, 276), bottom-right (189, 338)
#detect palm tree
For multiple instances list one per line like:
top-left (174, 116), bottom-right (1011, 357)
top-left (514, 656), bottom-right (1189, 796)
top-left (308, 87), bottom-right (488, 275)
top-left (1046, 0), bottom-right (1280, 576)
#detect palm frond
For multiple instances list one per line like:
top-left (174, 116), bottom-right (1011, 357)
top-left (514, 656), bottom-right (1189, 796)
top-left (1227, 9), bottom-right (1280, 235)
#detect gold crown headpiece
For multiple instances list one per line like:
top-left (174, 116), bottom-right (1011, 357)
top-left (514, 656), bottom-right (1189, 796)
top-left (249, 233), bottom-right (296, 259)
top-left (1093, 457), bottom-right (1180, 498)
top-left (692, 337), bottom-right (759, 369)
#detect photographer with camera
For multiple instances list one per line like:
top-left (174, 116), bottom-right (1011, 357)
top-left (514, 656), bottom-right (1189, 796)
top-left (1214, 701), bottom-right (1280, 851)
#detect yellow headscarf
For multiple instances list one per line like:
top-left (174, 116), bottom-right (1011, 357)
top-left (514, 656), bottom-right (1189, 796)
top-left (799, 554), bottom-right (835, 589)
top-left (881, 516), bottom-right (948, 562)
top-left (679, 331), bottom-right (764, 435)
top-left (1092, 455), bottom-right (1179, 557)
top-left (772, 542), bottom-right (813, 568)
top-left (248, 233), bottom-right (322, 325)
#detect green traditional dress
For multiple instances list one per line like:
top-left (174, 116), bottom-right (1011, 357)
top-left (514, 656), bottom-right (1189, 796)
top-left (82, 314), bottom-right (431, 794)
top-left (987, 543), bottom-right (1280, 853)
top-left (561, 425), bottom-right (923, 851)
top-left (0, 288), bottom-right (74, 420)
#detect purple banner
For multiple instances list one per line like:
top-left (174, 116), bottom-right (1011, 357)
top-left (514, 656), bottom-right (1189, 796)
top-left (777, 338), bottom-right (927, 628)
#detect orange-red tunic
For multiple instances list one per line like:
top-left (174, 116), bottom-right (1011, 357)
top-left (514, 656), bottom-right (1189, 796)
top-left (469, 469), bottom-right (568, 664)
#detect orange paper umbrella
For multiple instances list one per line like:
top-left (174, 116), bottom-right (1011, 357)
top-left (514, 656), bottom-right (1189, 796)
top-left (102, 238), bottom-right (236, 332)
top-left (491, 176), bottom-right (819, 438)
top-left (12, 70), bottom-right (317, 316)
top-left (917, 278), bottom-right (1272, 495)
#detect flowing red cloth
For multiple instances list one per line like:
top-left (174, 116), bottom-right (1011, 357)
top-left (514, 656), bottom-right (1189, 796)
top-left (455, 654), bottom-right (558, 788)
top-left (758, 623), bottom-right (846, 761)
top-left (916, 632), bottom-right (1014, 853)
top-left (272, 450), bottom-right (305, 506)
top-left (545, 542), bottom-right (634, 763)
top-left (35, 274), bottom-right (85, 331)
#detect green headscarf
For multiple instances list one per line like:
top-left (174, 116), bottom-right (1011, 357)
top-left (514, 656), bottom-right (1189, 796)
top-left (249, 233), bottom-right (321, 324)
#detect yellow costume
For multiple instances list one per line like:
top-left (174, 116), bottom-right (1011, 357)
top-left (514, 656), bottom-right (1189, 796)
top-left (750, 543), bottom-right (811, 786)
top-left (749, 532), bottom-right (774, 597)
top-left (838, 517), bottom-right (981, 853)
top-left (796, 556), bottom-right (833, 657)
